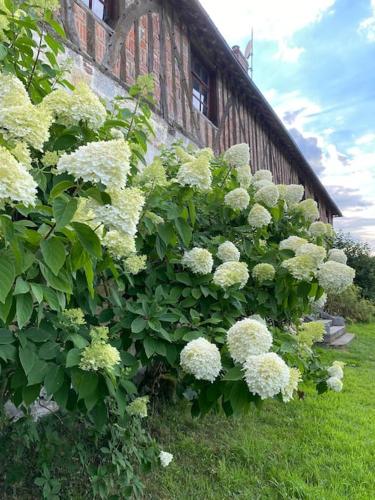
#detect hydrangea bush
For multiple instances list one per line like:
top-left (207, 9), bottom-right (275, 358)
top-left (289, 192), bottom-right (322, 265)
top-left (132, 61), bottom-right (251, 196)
top-left (0, 1), bottom-right (354, 493)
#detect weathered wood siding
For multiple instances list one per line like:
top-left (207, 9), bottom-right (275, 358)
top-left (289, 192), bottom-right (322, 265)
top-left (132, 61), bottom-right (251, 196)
top-left (62, 0), bottom-right (333, 222)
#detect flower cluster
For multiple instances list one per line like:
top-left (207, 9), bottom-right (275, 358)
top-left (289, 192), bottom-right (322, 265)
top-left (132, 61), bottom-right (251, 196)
top-left (43, 82), bottom-right (106, 130)
top-left (327, 376), bottom-right (343, 392)
top-left (127, 396), bottom-right (149, 418)
top-left (281, 367), bottom-right (302, 402)
top-left (254, 184), bottom-right (279, 208)
top-left (309, 221), bottom-right (327, 237)
top-left (282, 255), bottom-right (316, 281)
top-left (213, 261), bottom-right (249, 289)
top-left (124, 255), bottom-right (147, 275)
top-left (79, 326), bottom-right (120, 373)
top-left (11, 142), bottom-right (32, 169)
top-left (252, 263), bottom-right (275, 283)
top-left (296, 199), bottom-right (320, 221)
top-left (279, 236), bottom-right (308, 252)
top-left (223, 143), bottom-right (250, 168)
top-left (278, 184), bottom-right (304, 206)
top-left (295, 243), bottom-right (326, 265)
top-left (103, 230), bottom-right (136, 260)
top-left (236, 164), bottom-right (252, 189)
top-left (182, 248), bottom-right (213, 275)
top-left (95, 187), bottom-right (145, 236)
top-left (159, 451), bottom-right (174, 467)
top-left (297, 321), bottom-right (325, 347)
top-left (135, 157), bottom-right (168, 188)
top-left (217, 241), bottom-right (240, 262)
top-left (176, 153), bottom-right (212, 191)
top-left (317, 261), bottom-right (355, 293)
top-left (57, 139), bottom-right (131, 189)
top-left (327, 360), bottom-right (344, 380)
top-left (328, 248), bottom-right (347, 264)
top-left (227, 318), bottom-right (273, 363)
top-left (243, 352), bottom-right (290, 400)
top-left (248, 203), bottom-right (272, 229)
top-left (224, 187), bottom-right (250, 210)
top-left (253, 169), bottom-right (272, 183)
top-left (180, 337), bottom-right (222, 382)
top-left (0, 73), bottom-right (52, 150)
top-left (0, 146), bottom-right (37, 207)
top-left (59, 308), bottom-right (86, 330)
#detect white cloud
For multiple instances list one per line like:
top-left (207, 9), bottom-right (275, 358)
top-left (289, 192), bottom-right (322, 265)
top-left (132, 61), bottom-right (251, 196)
top-left (358, 0), bottom-right (375, 42)
top-left (200, 0), bottom-right (335, 62)
top-left (265, 88), bottom-right (375, 249)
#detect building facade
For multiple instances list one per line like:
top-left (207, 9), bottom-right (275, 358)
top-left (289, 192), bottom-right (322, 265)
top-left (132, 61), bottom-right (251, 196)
top-left (58, 0), bottom-right (341, 222)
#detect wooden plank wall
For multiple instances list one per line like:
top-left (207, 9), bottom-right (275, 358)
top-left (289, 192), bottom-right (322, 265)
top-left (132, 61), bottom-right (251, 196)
top-left (67, 0), bottom-right (332, 222)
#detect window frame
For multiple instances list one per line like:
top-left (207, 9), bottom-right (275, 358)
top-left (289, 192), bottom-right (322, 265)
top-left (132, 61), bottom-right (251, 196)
top-left (190, 50), bottom-right (217, 125)
top-left (81, 0), bottom-right (118, 28)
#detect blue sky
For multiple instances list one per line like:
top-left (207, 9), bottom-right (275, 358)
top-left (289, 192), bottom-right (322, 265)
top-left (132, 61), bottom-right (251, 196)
top-left (201, 0), bottom-right (375, 249)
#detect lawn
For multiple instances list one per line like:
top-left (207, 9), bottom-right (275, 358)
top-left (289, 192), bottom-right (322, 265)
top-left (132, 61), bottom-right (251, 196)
top-left (145, 323), bottom-right (375, 499)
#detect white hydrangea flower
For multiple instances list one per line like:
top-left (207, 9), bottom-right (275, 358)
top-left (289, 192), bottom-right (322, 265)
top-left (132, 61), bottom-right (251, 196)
top-left (217, 241), bottom-right (240, 262)
top-left (223, 143), bottom-right (250, 168)
top-left (182, 248), bottom-right (213, 275)
top-left (159, 451), bottom-right (174, 467)
top-left (135, 157), bottom-right (168, 188)
top-left (327, 376), bottom-right (343, 392)
top-left (279, 236), bottom-right (308, 253)
top-left (224, 187), bottom-right (250, 210)
top-left (227, 318), bottom-right (273, 363)
top-left (325, 223), bottom-right (335, 237)
top-left (57, 139), bottom-right (131, 189)
top-left (42, 82), bottom-right (107, 130)
top-left (10, 142), bottom-right (32, 169)
top-left (282, 255), bottom-right (317, 281)
top-left (310, 292), bottom-right (327, 313)
top-left (284, 184), bottom-right (304, 206)
top-left (252, 263), bottom-right (275, 283)
top-left (309, 221), bottom-right (327, 237)
top-left (296, 199), bottom-right (320, 221)
top-left (295, 243), bottom-right (327, 265)
top-left (253, 179), bottom-right (274, 191)
top-left (254, 184), bottom-right (279, 208)
top-left (328, 248), bottom-right (347, 264)
top-left (236, 164), bottom-right (252, 189)
top-left (94, 187), bottom-right (145, 236)
top-left (0, 73), bottom-right (30, 108)
top-left (253, 169), bottom-right (272, 183)
top-left (317, 261), bottom-right (355, 293)
top-left (103, 230), bottom-right (136, 260)
top-left (127, 396), bottom-right (149, 418)
top-left (213, 261), bottom-right (249, 289)
top-left (0, 146), bottom-right (37, 207)
top-left (281, 367), bottom-right (302, 403)
top-left (248, 204), bottom-right (272, 229)
top-left (243, 352), bottom-right (290, 400)
top-left (176, 155), bottom-right (212, 191)
top-left (327, 362), bottom-right (344, 380)
top-left (124, 254), bottom-right (147, 275)
top-left (180, 337), bottom-right (222, 382)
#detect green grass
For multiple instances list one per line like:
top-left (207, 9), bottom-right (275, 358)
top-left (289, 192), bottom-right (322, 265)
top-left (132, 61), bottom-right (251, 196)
top-left (145, 323), bottom-right (375, 500)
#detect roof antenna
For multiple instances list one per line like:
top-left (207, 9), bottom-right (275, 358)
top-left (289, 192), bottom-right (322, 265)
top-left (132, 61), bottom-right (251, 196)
top-left (244, 28), bottom-right (254, 79)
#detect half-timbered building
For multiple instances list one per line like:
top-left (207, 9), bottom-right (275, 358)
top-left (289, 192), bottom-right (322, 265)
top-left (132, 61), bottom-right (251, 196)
top-left (58, 0), bottom-right (341, 222)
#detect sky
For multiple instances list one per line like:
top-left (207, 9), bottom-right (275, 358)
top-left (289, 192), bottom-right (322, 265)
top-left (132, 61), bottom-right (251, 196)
top-left (200, 0), bottom-right (375, 249)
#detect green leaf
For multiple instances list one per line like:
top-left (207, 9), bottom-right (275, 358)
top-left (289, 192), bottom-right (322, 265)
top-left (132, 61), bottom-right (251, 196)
top-left (50, 180), bottom-right (75, 199)
top-left (40, 237), bottom-right (66, 275)
top-left (45, 365), bottom-right (65, 395)
top-left (0, 254), bottom-right (15, 303)
top-left (0, 43), bottom-right (8, 61)
top-left (0, 329), bottom-right (14, 344)
top-left (71, 369), bottom-right (99, 399)
top-left (66, 348), bottom-right (81, 368)
top-left (40, 263), bottom-right (72, 294)
top-left (71, 222), bottom-right (102, 259)
top-left (53, 197), bottom-right (78, 231)
top-left (27, 360), bottom-right (49, 385)
top-left (16, 293), bottom-right (33, 329)
top-left (19, 346), bottom-right (37, 375)
top-left (43, 287), bottom-right (61, 311)
top-left (14, 277), bottom-right (30, 295)
top-left (175, 217), bottom-right (192, 246)
top-left (67, 334), bottom-right (88, 349)
top-left (222, 366), bottom-right (244, 381)
top-left (131, 317), bottom-right (147, 334)
top-left (38, 341), bottom-right (59, 360)
top-left (22, 384), bottom-right (41, 406)
top-left (144, 336), bottom-right (157, 358)
top-left (0, 344), bottom-right (16, 361)
top-left (24, 327), bottom-right (53, 343)
top-left (0, 293), bottom-right (14, 323)
top-left (30, 283), bottom-right (44, 303)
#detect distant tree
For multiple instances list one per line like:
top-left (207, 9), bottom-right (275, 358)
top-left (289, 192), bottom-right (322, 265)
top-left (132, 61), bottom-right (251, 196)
top-left (334, 233), bottom-right (375, 301)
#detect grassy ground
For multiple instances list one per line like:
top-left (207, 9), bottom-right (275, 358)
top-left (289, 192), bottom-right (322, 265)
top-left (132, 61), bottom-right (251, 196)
top-left (145, 323), bottom-right (375, 500)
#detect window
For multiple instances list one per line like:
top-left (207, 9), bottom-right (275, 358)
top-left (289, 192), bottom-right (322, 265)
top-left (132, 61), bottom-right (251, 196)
top-left (191, 52), bottom-right (217, 124)
top-left (82, 0), bottom-right (117, 26)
